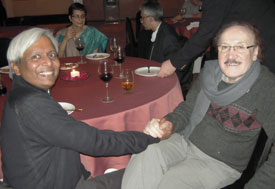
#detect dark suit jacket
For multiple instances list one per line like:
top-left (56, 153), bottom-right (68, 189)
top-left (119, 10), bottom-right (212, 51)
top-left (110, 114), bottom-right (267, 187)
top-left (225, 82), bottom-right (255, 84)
top-left (149, 22), bottom-right (181, 63)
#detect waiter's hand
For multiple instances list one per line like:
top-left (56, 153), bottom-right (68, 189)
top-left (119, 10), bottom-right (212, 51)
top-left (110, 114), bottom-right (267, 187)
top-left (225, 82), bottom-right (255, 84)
top-left (158, 60), bottom-right (176, 78)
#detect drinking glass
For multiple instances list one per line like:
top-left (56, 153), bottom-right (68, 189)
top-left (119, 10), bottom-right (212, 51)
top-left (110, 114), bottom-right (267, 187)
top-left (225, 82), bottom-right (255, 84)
top-left (198, 5), bottom-right (203, 12)
top-left (121, 69), bottom-right (134, 93)
top-left (114, 45), bottom-right (125, 79)
top-left (109, 37), bottom-right (119, 66)
top-left (179, 7), bottom-right (186, 17)
top-left (109, 37), bottom-right (119, 56)
top-left (75, 36), bottom-right (86, 64)
top-left (98, 61), bottom-right (114, 103)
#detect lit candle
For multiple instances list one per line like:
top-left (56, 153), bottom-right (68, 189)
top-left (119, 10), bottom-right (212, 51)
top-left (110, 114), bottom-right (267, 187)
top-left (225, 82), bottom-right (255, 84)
top-left (70, 69), bottom-right (80, 78)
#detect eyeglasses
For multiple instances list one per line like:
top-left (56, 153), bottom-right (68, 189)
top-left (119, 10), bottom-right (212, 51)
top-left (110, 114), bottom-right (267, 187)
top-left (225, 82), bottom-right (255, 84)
top-left (72, 15), bottom-right (85, 19)
top-left (140, 16), bottom-right (150, 21)
top-left (218, 44), bottom-right (256, 54)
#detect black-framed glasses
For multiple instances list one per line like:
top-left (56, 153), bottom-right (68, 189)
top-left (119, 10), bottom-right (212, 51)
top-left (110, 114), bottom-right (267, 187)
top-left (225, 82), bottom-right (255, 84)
top-left (218, 44), bottom-right (256, 54)
top-left (140, 16), bottom-right (150, 21)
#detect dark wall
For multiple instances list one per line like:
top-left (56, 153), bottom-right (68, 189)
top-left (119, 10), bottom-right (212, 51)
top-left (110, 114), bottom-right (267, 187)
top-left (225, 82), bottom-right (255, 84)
top-left (83, 0), bottom-right (185, 21)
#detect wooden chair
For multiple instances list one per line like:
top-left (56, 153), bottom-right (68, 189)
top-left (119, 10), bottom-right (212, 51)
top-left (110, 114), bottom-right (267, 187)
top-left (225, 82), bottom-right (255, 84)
top-left (0, 38), bottom-right (11, 68)
top-left (125, 17), bottom-right (138, 57)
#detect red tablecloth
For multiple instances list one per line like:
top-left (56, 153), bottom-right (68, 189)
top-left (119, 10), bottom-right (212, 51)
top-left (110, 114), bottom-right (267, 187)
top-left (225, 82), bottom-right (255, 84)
top-left (0, 56), bottom-right (183, 178)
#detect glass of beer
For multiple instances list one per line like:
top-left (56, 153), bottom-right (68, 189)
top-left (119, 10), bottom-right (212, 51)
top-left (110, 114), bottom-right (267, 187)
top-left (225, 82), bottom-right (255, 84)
top-left (121, 69), bottom-right (134, 93)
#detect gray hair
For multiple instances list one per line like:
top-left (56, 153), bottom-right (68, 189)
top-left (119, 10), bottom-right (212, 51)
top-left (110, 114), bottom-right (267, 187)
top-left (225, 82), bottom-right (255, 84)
top-left (7, 27), bottom-right (58, 78)
top-left (140, 1), bottom-right (163, 21)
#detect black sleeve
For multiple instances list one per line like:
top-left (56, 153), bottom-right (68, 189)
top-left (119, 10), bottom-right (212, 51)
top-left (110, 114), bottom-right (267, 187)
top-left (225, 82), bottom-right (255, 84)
top-left (170, 0), bottom-right (234, 70)
top-left (18, 93), bottom-right (160, 157)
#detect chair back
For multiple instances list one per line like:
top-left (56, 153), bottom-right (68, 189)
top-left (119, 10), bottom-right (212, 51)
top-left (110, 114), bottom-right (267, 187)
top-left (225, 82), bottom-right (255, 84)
top-left (0, 38), bottom-right (11, 67)
top-left (223, 128), bottom-right (268, 188)
top-left (125, 17), bottom-right (138, 57)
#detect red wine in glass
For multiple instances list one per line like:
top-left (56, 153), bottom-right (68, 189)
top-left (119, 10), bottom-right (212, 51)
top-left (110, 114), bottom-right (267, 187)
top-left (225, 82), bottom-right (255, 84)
top-left (114, 57), bottom-right (125, 64)
top-left (98, 61), bottom-right (114, 103)
top-left (76, 45), bottom-right (84, 52)
top-left (198, 5), bottom-right (202, 12)
top-left (100, 73), bottom-right (113, 82)
top-left (75, 37), bottom-right (86, 64)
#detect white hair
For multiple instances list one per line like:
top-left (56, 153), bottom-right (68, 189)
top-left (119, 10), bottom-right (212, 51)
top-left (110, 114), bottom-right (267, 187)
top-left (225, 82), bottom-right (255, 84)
top-left (7, 27), bottom-right (58, 78)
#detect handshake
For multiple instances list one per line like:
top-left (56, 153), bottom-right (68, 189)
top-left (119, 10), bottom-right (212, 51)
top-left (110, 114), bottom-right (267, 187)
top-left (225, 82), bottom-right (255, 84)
top-left (144, 118), bottom-right (173, 140)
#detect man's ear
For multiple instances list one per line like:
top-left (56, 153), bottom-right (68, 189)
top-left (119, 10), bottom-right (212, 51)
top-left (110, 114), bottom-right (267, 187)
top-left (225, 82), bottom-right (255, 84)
top-left (68, 15), bottom-right (72, 22)
top-left (11, 62), bottom-right (21, 76)
top-left (252, 46), bottom-right (259, 61)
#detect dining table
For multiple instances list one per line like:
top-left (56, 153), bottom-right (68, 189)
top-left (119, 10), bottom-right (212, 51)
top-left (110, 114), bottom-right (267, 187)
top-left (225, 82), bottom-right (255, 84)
top-left (0, 55), bottom-right (183, 178)
top-left (171, 17), bottom-right (201, 38)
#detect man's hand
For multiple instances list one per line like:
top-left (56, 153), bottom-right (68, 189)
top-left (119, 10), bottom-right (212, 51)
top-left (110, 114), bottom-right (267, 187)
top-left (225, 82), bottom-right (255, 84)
top-left (159, 118), bottom-right (173, 140)
top-left (144, 118), bottom-right (173, 140)
top-left (158, 60), bottom-right (176, 78)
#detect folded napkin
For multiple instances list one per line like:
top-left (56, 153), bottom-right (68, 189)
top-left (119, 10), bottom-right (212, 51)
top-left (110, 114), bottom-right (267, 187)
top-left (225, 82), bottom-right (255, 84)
top-left (186, 21), bottom-right (200, 30)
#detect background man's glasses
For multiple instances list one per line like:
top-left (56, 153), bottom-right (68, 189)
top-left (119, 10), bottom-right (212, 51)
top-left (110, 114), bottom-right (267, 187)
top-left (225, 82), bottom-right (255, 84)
top-left (140, 16), bottom-right (150, 21)
top-left (218, 44), bottom-right (256, 54)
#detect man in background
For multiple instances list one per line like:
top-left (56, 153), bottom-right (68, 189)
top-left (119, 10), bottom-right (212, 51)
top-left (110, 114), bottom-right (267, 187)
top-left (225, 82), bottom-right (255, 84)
top-left (139, 1), bottom-right (190, 97)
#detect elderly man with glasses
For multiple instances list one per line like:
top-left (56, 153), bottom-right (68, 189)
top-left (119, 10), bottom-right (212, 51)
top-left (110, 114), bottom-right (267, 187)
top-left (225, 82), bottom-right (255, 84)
top-left (122, 21), bottom-right (275, 189)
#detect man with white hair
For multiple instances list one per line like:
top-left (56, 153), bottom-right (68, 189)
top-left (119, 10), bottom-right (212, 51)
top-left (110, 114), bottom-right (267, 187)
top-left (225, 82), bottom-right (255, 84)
top-left (139, 1), bottom-right (189, 96)
top-left (0, 27), bottom-right (159, 189)
top-left (122, 22), bottom-right (275, 189)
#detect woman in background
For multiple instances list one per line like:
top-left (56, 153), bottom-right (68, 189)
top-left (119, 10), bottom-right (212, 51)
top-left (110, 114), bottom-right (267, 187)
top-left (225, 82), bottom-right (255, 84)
top-left (56, 3), bottom-right (108, 57)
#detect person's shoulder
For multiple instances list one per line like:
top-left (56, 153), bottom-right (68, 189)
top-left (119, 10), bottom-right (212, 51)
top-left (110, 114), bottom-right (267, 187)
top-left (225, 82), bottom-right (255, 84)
top-left (86, 25), bottom-right (97, 32)
top-left (259, 65), bottom-right (275, 84)
top-left (8, 87), bottom-right (48, 113)
top-left (161, 22), bottom-right (178, 35)
top-left (85, 25), bottom-right (101, 34)
top-left (56, 26), bottom-right (69, 36)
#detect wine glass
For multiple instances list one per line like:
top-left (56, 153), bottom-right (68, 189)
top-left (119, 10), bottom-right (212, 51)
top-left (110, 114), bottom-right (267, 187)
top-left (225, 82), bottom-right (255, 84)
top-left (114, 45), bottom-right (125, 79)
top-left (109, 37), bottom-right (119, 65)
top-left (179, 7), bottom-right (186, 17)
top-left (109, 37), bottom-right (119, 55)
top-left (198, 5), bottom-right (203, 12)
top-left (98, 61), bottom-right (114, 103)
top-left (75, 36), bottom-right (86, 64)
top-left (121, 69), bottom-right (134, 93)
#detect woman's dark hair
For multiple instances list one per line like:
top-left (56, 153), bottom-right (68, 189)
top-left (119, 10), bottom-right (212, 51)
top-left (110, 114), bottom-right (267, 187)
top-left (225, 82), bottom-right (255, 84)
top-left (68, 3), bottom-right (87, 16)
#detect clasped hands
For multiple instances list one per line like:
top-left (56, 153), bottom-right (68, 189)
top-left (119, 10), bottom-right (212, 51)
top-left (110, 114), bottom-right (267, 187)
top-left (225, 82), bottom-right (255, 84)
top-left (144, 118), bottom-right (173, 140)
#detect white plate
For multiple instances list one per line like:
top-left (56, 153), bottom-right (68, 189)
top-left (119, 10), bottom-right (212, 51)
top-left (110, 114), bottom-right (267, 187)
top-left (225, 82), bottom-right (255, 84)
top-left (58, 102), bottom-right (75, 115)
top-left (0, 66), bottom-right (9, 74)
top-left (134, 66), bottom-right (160, 77)
top-left (60, 63), bottom-right (79, 70)
top-left (86, 53), bottom-right (110, 60)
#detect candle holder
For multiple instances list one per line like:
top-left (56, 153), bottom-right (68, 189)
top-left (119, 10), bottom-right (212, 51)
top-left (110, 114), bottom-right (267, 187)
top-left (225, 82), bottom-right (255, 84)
top-left (62, 71), bottom-right (90, 81)
top-left (70, 69), bottom-right (80, 78)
